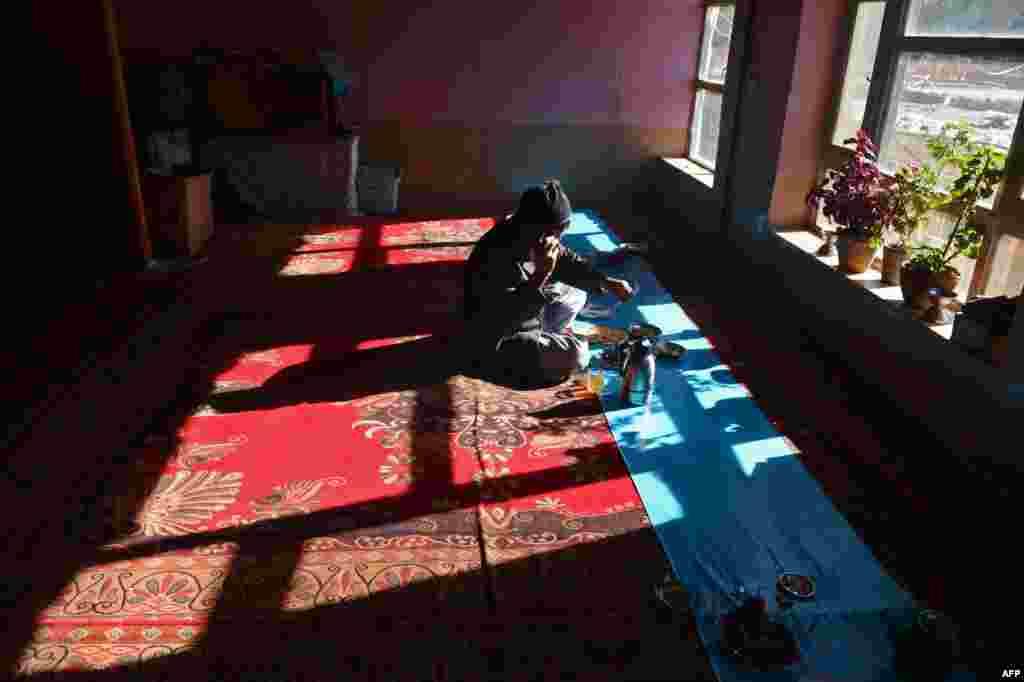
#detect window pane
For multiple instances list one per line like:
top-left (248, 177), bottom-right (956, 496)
top-left (691, 89), bottom-right (724, 168)
top-left (878, 52), bottom-right (1023, 182)
top-left (905, 0), bottom-right (1024, 37)
top-left (982, 233), bottom-right (1024, 298)
top-left (699, 5), bottom-right (735, 84)
top-left (834, 2), bottom-right (886, 145)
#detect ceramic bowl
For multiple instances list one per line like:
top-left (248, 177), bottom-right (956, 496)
top-left (776, 573), bottom-right (815, 599)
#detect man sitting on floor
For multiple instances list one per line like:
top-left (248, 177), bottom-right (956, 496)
top-left (462, 179), bottom-right (635, 387)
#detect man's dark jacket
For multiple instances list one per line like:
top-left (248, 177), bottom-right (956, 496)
top-left (461, 215), bottom-right (607, 357)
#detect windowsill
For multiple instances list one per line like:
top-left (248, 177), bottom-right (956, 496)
top-left (655, 155), bottom-right (952, 338)
top-left (777, 229), bottom-right (955, 340)
top-left (662, 157), bottom-right (715, 189)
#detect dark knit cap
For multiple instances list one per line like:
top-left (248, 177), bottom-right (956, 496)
top-left (516, 179), bottom-right (572, 226)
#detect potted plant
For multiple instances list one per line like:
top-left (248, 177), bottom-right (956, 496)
top-left (882, 162), bottom-right (941, 284)
top-left (807, 129), bottom-right (893, 274)
top-left (900, 121), bottom-right (1006, 307)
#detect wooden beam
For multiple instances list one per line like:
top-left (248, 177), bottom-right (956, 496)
top-left (103, 0), bottom-right (151, 264)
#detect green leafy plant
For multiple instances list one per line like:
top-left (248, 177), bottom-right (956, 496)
top-left (885, 163), bottom-right (941, 250)
top-left (905, 121), bottom-right (1006, 273)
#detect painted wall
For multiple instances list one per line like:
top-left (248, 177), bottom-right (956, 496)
top-left (115, 0), bottom-right (704, 214)
top-left (114, 1), bottom-right (338, 58)
top-left (769, 0), bottom-right (848, 228)
top-left (649, 160), bottom-right (724, 237)
top-left (353, 3), bottom-right (695, 128)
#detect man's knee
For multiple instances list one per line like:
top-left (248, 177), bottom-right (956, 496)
top-left (544, 336), bottom-right (588, 381)
top-left (492, 331), bottom-right (588, 387)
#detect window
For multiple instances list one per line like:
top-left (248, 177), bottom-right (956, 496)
top-left (834, 2), bottom-right (887, 145)
top-left (689, 3), bottom-right (735, 170)
top-left (877, 52), bottom-right (1023, 179)
top-left (825, 0), bottom-right (1024, 302)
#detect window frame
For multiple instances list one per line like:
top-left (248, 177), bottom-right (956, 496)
top-left (825, 0), bottom-right (886, 157)
top-left (826, 0), bottom-right (1024, 301)
top-left (687, 0), bottom-right (737, 174)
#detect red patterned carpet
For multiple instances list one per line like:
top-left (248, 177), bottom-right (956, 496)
top-left (14, 216), bottom-right (965, 680)
top-left (16, 218), bottom-right (687, 680)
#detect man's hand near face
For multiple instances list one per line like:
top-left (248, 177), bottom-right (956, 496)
top-left (528, 236), bottom-right (561, 289)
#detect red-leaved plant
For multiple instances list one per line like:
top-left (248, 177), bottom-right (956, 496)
top-left (807, 129), bottom-right (895, 249)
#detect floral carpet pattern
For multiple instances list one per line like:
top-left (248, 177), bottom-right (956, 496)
top-left (15, 218), bottom-right (667, 676)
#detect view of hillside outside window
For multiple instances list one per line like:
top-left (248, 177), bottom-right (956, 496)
top-left (825, 0), bottom-right (1024, 302)
top-left (877, 52), bottom-right (1023, 182)
top-left (689, 3), bottom-right (734, 170)
top-left (905, 0), bottom-right (1024, 36)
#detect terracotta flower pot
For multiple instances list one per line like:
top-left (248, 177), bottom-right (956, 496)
top-left (931, 267), bottom-right (960, 295)
top-left (882, 245), bottom-right (908, 285)
top-left (900, 264), bottom-right (962, 308)
top-left (836, 234), bottom-right (878, 274)
top-left (900, 265), bottom-right (933, 308)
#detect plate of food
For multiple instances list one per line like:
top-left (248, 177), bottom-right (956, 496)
top-left (571, 321), bottom-right (628, 345)
top-left (655, 340), bottom-right (686, 359)
top-left (629, 323), bottom-right (662, 338)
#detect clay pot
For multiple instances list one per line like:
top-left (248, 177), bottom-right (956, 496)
top-left (900, 265), bottom-right (933, 308)
top-left (932, 267), bottom-right (961, 295)
top-left (900, 264), bottom-right (962, 307)
top-left (836, 234), bottom-right (878, 274)
top-left (882, 245), bottom-right (908, 285)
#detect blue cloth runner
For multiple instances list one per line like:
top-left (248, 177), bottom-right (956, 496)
top-left (562, 212), bottom-right (974, 682)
